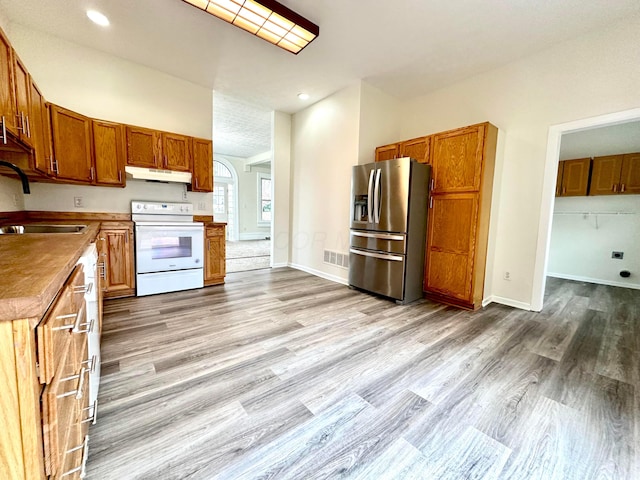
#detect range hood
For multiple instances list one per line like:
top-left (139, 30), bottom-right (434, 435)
top-left (125, 166), bottom-right (191, 184)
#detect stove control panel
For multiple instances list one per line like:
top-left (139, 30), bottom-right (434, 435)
top-left (131, 201), bottom-right (193, 215)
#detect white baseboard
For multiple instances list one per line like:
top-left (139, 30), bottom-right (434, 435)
top-left (288, 262), bottom-right (349, 286)
top-left (271, 262), bottom-right (288, 268)
top-left (547, 272), bottom-right (640, 290)
top-left (238, 233), bottom-right (270, 241)
top-left (483, 295), bottom-right (532, 311)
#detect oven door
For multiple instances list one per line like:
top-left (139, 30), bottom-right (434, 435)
top-left (135, 223), bottom-right (204, 274)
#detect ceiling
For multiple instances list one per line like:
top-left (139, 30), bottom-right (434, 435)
top-left (560, 121), bottom-right (640, 160)
top-left (1, 0), bottom-right (639, 158)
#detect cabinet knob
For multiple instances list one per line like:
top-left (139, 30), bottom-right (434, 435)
top-left (620, 183), bottom-right (626, 193)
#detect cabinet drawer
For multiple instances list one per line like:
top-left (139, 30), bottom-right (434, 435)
top-left (56, 421), bottom-right (88, 480)
top-left (37, 266), bottom-right (85, 384)
top-left (42, 342), bottom-right (87, 476)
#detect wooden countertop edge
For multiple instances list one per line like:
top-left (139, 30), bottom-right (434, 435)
top-left (0, 222), bottom-right (101, 322)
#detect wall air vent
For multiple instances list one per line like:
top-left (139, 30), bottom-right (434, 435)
top-left (323, 249), bottom-right (349, 269)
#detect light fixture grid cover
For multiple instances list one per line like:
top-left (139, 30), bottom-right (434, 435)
top-left (182, 0), bottom-right (319, 54)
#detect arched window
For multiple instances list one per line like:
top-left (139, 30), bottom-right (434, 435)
top-left (214, 161), bottom-right (232, 179)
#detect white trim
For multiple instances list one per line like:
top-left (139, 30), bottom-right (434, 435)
top-left (239, 232), bottom-right (270, 241)
top-left (531, 107), bottom-right (640, 312)
top-left (214, 157), bottom-right (240, 241)
top-left (485, 295), bottom-right (532, 311)
top-left (257, 171), bottom-right (272, 227)
top-left (547, 272), bottom-right (640, 290)
top-left (272, 262), bottom-right (288, 268)
top-left (288, 262), bottom-right (349, 286)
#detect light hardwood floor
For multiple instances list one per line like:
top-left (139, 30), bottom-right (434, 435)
top-left (86, 270), bottom-right (639, 479)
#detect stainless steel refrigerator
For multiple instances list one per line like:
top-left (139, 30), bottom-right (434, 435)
top-left (349, 157), bottom-right (430, 304)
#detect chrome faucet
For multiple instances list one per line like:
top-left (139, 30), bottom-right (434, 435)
top-left (0, 160), bottom-right (30, 194)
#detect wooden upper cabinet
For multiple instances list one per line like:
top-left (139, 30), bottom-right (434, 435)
top-left (13, 54), bottom-right (32, 148)
top-left (92, 120), bottom-right (126, 186)
top-left (557, 157), bottom-right (590, 196)
top-left (375, 143), bottom-right (399, 162)
top-left (50, 105), bottom-right (93, 182)
top-left (589, 152), bottom-right (640, 195)
top-left (589, 155), bottom-right (621, 196)
top-left (431, 124), bottom-right (486, 193)
top-left (191, 137), bottom-right (213, 192)
top-left (555, 161), bottom-right (564, 197)
top-left (0, 29), bottom-right (18, 138)
top-left (28, 80), bottom-right (50, 175)
top-left (126, 126), bottom-right (160, 168)
top-left (162, 132), bottom-right (190, 172)
top-left (620, 153), bottom-right (640, 194)
top-left (399, 136), bottom-right (430, 164)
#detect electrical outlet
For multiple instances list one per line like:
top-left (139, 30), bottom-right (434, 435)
top-left (12, 193), bottom-right (19, 207)
top-left (73, 196), bottom-right (83, 208)
top-left (182, 186), bottom-right (188, 201)
top-left (503, 271), bottom-right (511, 281)
top-left (198, 201), bottom-right (206, 210)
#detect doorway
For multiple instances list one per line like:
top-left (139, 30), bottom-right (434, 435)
top-left (532, 107), bottom-right (640, 310)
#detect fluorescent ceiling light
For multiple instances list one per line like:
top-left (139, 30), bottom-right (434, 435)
top-left (297, 93), bottom-right (309, 100)
top-left (182, 0), bottom-right (319, 54)
top-left (87, 10), bottom-right (110, 27)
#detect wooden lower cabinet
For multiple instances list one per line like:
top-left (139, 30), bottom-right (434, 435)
top-left (0, 265), bottom-right (92, 480)
top-left (97, 222), bottom-right (135, 298)
top-left (204, 223), bottom-right (226, 286)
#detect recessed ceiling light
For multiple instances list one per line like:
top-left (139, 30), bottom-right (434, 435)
top-left (298, 93), bottom-right (310, 100)
top-left (87, 10), bottom-right (110, 27)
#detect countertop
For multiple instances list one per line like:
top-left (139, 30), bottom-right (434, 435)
top-left (0, 222), bottom-right (100, 322)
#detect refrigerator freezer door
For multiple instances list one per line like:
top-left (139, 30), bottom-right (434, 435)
top-left (349, 247), bottom-right (405, 300)
top-left (350, 158), bottom-right (411, 233)
top-left (350, 230), bottom-right (406, 254)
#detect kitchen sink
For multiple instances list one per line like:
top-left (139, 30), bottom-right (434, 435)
top-left (0, 224), bottom-right (88, 234)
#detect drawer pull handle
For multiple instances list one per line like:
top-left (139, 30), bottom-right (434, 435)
top-left (70, 304), bottom-right (87, 333)
top-left (74, 318), bottom-right (94, 335)
top-left (81, 400), bottom-right (99, 425)
top-left (56, 368), bottom-right (87, 399)
top-left (73, 283), bottom-right (93, 294)
top-left (82, 355), bottom-right (97, 373)
top-left (61, 435), bottom-right (89, 477)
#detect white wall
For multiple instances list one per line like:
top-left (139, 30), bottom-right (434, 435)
top-left (548, 196), bottom-right (640, 289)
top-left (219, 155), bottom-right (271, 239)
top-left (559, 121), bottom-right (640, 160)
top-left (272, 111), bottom-right (291, 267)
top-left (290, 84), bottom-right (361, 282)
top-left (397, 14), bottom-right (640, 308)
top-left (358, 82), bottom-right (401, 164)
top-left (0, 176), bottom-right (25, 212)
top-left (5, 24), bottom-right (213, 215)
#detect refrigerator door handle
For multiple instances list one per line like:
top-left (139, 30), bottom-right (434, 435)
top-left (351, 231), bottom-right (404, 241)
top-left (373, 168), bottom-right (382, 223)
top-left (367, 170), bottom-right (375, 222)
top-left (350, 248), bottom-right (403, 262)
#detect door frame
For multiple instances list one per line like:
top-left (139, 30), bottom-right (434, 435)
top-left (214, 157), bottom-right (239, 242)
top-left (530, 107), bottom-right (640, 311)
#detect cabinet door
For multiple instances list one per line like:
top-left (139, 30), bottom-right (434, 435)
top-left (585, 156), bottom-right (618, 196)
top-left (162, 132), bottom-right (191, 171)
top-left (50, 105), bottom-right (93, 182)
top-left (29, 80), bottom-right (50, 175)
top-left (424, 193), bottom-right (479, 302)
top-left (191, 138), bottom-right (213, 192)
top-left (620, 152), bottom-right (640, 194)
top-left (431, 124), bottom-right (485, 193)
top-left (99, 228), bottom-right (135, 297)
top-left (126, 126), bottom-right (160, 168)
top-left (0, 30), bottom-right (18, 138)
top-left (375, 143), bottom-right (399, 162)
top-left (93, 120), bottom-right (125, 186)
top-left (399, 136), bottom-right (430, 164)
top-left (13, 54), bottom-right (33, 147)
top-left (555, 161), bottom-right (564, 197)
top-left (205, 225), bottom-right (226, 285)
